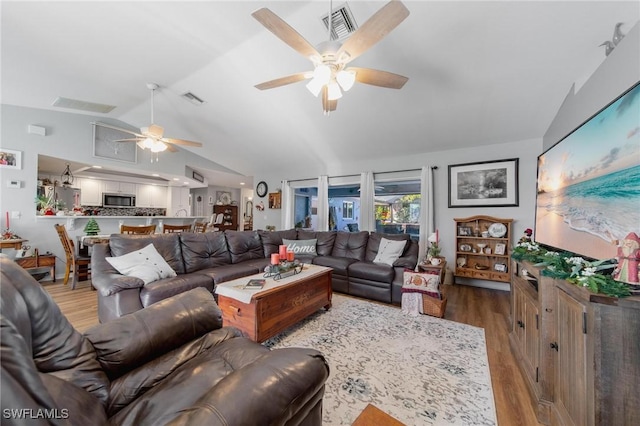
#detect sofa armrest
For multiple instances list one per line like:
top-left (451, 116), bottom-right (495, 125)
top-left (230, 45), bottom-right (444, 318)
top-left (393, 254), bottom-right (417, 269)
top-left (164, 348), bottom-right (329, 425)
top-left (91, 244), bottom-right (144, 296)
top-left (84, 287), bottom-right (223, 379)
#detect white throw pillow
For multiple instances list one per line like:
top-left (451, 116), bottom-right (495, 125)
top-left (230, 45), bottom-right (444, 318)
top-left (373, 238), bottom-right (407, 266)
top-left (106, 243), bottom-right (177, 284)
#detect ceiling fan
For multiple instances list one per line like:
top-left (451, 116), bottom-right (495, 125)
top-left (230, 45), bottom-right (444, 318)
top-left (252, 0), bottom-right (410, 114)
top-left (98, 83), bottom-right (202, 158)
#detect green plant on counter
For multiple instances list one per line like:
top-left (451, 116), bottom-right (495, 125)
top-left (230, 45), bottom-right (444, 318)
top-left (35, 194), bottom-right (54, 211)
top-left (511, 241), bottom-right (630, 298)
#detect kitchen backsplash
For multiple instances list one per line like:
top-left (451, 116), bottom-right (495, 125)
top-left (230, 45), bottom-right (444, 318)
top-left (81, 206), bottom-right (167, 216)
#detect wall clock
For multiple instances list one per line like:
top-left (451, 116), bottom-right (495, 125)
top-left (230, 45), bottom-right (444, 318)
top-left (256, 181), bottom-right (268, 198)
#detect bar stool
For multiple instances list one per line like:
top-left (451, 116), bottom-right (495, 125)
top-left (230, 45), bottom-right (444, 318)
top-left (163, 224), bottom-right (192, 233)
top-left (120, 224), bottom-right (157, 234)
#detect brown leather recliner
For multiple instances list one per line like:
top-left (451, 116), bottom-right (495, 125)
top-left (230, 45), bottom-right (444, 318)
top-left (0, 256), bottom-right (329, 425)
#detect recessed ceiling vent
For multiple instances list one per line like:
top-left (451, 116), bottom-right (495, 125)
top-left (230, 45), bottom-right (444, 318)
top-left (321, 3), bottom-right (358, 41)
top-left (181, 92), bottom-right (206, 106)
top-left (52, 97), bottom-right (116, 113)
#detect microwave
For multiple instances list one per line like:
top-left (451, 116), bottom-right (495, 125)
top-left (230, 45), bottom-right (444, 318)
top-left (103, 193), bottom-right (136, 208)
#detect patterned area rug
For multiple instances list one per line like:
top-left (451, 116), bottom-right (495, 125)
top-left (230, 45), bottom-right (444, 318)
top-left (264, 294), bottom-right (496, 425)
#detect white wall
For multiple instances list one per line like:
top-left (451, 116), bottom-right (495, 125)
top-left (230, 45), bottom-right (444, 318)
top-left (0, 104), bottom-right (235, 277)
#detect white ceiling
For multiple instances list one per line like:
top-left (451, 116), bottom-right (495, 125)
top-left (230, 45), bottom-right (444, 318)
top-left (2, 1), bottom-right (638, 187)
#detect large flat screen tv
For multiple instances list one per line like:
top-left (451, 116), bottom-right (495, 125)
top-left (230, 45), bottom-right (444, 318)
top-left (535, 81), bottom-right (640, 261)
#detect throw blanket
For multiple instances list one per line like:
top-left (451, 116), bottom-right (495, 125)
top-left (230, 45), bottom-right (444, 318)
top-left (401, 271), bottom-right (441, 317)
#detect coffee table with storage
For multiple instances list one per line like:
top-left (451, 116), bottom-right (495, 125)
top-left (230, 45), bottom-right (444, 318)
top-left (214, 265), bottom-right (332, 342)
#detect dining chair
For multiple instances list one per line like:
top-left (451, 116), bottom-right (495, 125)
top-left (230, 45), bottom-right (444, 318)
top-left (54, 224), bottom-right (91, 290)
top-left (120, 224), bottom-right (157, 234)
top-left (163, 224), bottom-right (192, 233)
top-left (193, 222), bottom-right (208, 233)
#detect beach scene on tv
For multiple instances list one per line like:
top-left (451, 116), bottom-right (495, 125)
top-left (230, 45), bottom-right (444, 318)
top-left (535, 83), bottom-right (640, 261)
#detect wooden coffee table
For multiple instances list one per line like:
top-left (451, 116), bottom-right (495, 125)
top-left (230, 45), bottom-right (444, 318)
top-left (215, 265), bottom-right (332, 342)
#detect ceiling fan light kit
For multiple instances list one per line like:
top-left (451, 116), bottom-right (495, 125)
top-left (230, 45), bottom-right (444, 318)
top-left (93, 83), bottom-right (202, 162)
top-left (252, 0), bottom-right (410, 114)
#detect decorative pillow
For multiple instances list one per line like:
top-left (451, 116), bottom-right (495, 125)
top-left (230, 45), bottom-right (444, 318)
top-left (402, 270), bottom-right (441, 299)
top-left (373, 238), bottom-right (407, 266)
top-left (283, 238), bottom-right (317, 256)
top-left (106, 243), bottom-right (177, 285)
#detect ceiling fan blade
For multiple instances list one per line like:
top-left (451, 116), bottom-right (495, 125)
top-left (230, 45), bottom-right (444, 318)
top-left (162, 138), bottom-right (203, 148)
top-left (113, 138), bottom-right (142, 142)
top-left (349, 67), bottom-right (408, 89)
top-left (93, 122), bottom-right (144, 138)
top-left (255, 72), bottom-right (310, 90)
top-left (321, 87), bottom-right (338, 112)
top-left (252, 8), bottom-right (320, 60)
top-left (337, 0), bottom-right (409, 63)
top-left (165, 144), bottom-right (178, 153)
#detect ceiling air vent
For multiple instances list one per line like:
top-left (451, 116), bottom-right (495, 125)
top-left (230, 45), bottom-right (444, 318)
top-left (181, 92), bottom-right (206, 106)
top-left (52, 97), bottom-right (116, 113)
top-left (321, 3), bottom-right (358, 41)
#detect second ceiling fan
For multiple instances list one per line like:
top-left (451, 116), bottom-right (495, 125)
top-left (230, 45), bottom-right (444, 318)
top-left (252, 0), bottom-right (410, 114)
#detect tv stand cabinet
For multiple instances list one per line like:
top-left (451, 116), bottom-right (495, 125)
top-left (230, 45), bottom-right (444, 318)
top-left (510, 259), bottom-right (640, 425)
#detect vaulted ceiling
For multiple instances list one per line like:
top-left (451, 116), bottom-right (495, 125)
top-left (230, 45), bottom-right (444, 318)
top-left (2, 1), bottom-right (638, 186)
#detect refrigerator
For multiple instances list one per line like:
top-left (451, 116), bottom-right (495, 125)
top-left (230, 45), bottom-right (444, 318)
top-left (38, 185), bottom-right (81, 210)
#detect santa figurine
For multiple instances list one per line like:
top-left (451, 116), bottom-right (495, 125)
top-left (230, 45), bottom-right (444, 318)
top-left (613, 232), bottom-right (640, 285)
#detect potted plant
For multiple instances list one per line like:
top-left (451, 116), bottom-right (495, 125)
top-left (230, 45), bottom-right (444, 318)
top-left (427, 230), bottom-right (443, 264)
top-left (35, 194), bottom-right (55, 215)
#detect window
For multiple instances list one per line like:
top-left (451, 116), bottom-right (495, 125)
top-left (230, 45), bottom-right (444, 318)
top-left (343, 201), bottom-right (354, 219)
top-left (373, 179), bottom-right (421, 240)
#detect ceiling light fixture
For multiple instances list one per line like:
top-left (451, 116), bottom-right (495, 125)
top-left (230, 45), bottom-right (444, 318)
top-left (61, 163), bottom-right (74, 186)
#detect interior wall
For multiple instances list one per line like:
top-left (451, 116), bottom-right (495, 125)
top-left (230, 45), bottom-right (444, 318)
top-left (543, 22), bottom-right (640, 150)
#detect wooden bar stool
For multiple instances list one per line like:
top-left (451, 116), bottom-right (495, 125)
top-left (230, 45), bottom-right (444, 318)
top-left (54, 224), bottom-right (91, 289)
top-left (193, 222), bottom-right (208, 233)
top-left (120, 224), bottom-right (157, 234)
top-left (163, 224), bottom-right (192, 233)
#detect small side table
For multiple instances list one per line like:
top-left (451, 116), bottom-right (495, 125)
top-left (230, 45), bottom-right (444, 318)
top-left (15, 254), bottom-right (56, 282)
top-left (418, 260), bottom-right (447, 284)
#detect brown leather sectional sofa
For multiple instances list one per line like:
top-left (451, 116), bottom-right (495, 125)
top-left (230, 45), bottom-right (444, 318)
top-left (92, 229), bottom-right (419, 322)
top-left (0, 256), bottom-right (329, 425)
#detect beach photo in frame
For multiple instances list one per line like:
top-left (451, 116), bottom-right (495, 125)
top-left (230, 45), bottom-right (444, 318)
top-left (0, 149), bottom-right (22, 169)
top-left (448, 158), bottom-right (519, 207)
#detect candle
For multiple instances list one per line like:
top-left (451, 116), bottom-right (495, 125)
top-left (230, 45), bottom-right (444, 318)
top-left (279, 244), bottom-right (287, 260)
top-left (436, 228), bottom-right (439, 243)
top-left (287, 250), bottom-right (295, 262)
top-left (6, 211), bottom-right (9, 229)
top-left (271, 253), bottom-right (280, 265)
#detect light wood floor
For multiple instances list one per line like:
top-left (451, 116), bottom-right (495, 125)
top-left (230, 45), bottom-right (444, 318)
top-left (43, 280), bottom-right (542, 426)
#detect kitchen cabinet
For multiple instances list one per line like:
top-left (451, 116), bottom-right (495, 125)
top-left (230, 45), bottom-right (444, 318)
top-left (77, 178), bottom-right (102, 206)
top-left (167, 187), bottom-right (191, 216)
top-left (103, 180), bottom-right (136, 194)
top-left (136, 184), bottom-right (167, 208)
top-left (454, 215), bottom-right (512, 282)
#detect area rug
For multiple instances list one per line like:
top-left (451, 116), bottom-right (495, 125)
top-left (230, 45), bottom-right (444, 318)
top-left (264, 294), bottom-right (497, 425)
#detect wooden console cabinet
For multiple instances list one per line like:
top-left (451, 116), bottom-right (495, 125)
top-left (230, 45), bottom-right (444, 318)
top-left (510, 259), bottom-right (640, 425)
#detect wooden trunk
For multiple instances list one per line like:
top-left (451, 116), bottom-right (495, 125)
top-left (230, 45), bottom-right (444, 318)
top-left (218, 269), bottom-right (332, 342)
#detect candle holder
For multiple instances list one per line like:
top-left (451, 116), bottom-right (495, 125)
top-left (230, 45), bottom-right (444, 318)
top-left (264, 259), bottom-right (303, 281)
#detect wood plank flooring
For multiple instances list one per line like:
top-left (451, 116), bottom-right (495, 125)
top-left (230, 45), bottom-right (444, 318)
top-left (43, 280), bottom-right (542, 426)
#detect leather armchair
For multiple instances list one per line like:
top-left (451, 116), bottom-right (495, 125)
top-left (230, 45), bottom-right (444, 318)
top-left (0, 256), bottom-right (329, 425)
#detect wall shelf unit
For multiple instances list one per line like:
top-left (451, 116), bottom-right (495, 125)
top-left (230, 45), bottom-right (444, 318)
top-left (454, 215), bottom-right (513, 283)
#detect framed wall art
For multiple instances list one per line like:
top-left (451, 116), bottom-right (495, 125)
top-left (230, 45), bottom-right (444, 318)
top-left (448, 158), bottom-right (519, 207)
top-left (93, 123), bottom-right (137, 164)
top-left (0, 149), bottom-right (22, 169)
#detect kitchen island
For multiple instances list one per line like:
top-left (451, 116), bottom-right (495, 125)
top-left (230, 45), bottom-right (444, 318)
top-left (36, 215), bottom-right (209, 234)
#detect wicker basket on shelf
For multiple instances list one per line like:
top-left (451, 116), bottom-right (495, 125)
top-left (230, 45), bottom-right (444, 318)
top-left (422, 294), bottom-right (447, 318)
